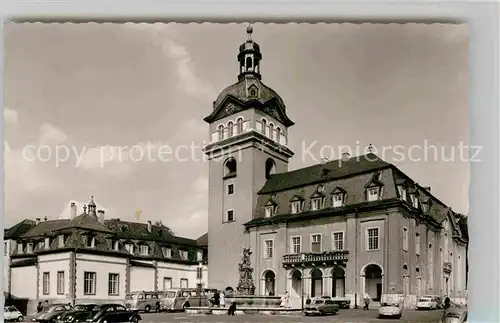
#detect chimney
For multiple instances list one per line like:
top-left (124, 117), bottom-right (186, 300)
top-left (70, 202), bottom-right (77, 219)
top-left (35, 218), bottom-right (41, 225)
top-left (98, 210), bottom-right (105, 224)
top-left (341, 152), bottom-right (351, 162)
top-left (320, 158), bottom-right (329, 165)
top-left (424, 186), bottom-right (431, 192)
top-left (147, 220), bottom-right (152, 233)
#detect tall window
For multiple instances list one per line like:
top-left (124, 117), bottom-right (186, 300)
top-left (311, 234), bottom-right (322, 253)
top-left (162, 247), bottom-right (172, 258)
top-left (196, 267), bottom-right (203, 279)
top-left (85, 236), bottom-right (95, 248)
top-left (108, 273), bottom-right (119, 296)
top-left (226, 210), bottom-right (234, 222)
top-left (227, 121), bottom-right (234, 137)
top-left (428, 244), bottom-right (434, 289)
top-left (84, 272), bottom-right (96, 295)
top-left (291, 236), bottom-right (302, 254)
top-left (180, 250), bottom-right (189, 260)
top-left (332, 194), bottom-right (344, 207)
top-left (367, 187), bottom-right (380, 202)
top-left (27, 243), bottom-right (33, 253)
top-left (269, 123), bottom-right (275, 140)
top-left (57, 271), bottom-right (65, 295)
top-left (261, 119), bottom-right (267, 135)
top-left (276, 127), bottom-right (281, 143)
top-left (264, 239), bottom-right (274, 258)
top-left (140, 245), bottom-right (149, 256)
top-left (197, 251), bottom-right (203, 262)
top-left (236, 118), bottom-right (244, 134)
top-left (163, 277), bottom-right (172, 290)
top-left (180, 278), bottom-right (189, 289)
top-left (311, 198), bottom-right (322, 211)
top-left (411, 194), bottom-right (419, 208)
top-left (58, 235), bottom-right (65, 248)
top-left (44, 237), bottom-right (50, 250)
top-left (4, 242), bottom-right (7, 256)
top-left (43, 272), bottom-right (50, 295)
top-left (217, 125), bottom-right (224, 140)
top-left (265, 206), bottom-right (275, 218)
top-left (125, 244), bottom-right (134, 254)
top-left (17, 243), bottom-right (23, 254)
top-left (112, 240), bottom-right (119, 251)
top-left (332, 232), bottom-right (344, 250)
top-left (403, 227), bottom-right (409, 251)
top-left (366, 228), bottom-right (379, 250)
top-left (415, 233), bottom-right (421, 255)
top-left (398, 186), bottom-right (407, 201)
top-left (227, 184), bottom-right (234, 195)
top-left (291, 201), bottom-right (302, 214)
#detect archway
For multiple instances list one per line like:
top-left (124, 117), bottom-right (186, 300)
top-left (364, 264), bottom-right (383, 301)
top-left (261, 270), bottom-right (276, 296)
top-left (310, 268), bottom-right (323, 298)
top-left (289, 269), bottom-right (302, 299)
top-left (265, 158), bottom-right (276, 178)
top-left (224, 158), bottom-right (237, 177)
top-left (331, 266), bottom-right (345, 297)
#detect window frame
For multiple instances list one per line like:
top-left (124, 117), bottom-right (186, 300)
top-left (140, 245), bottom-right (149, 256)
top-left (332, 231), bottom-right (345, 251)
top-left (57, 271), bottom-right (65, 295)
top-left (310, 197), bottom-right (323, 211)
top-left (227, 183), bottom-right (234, 195)
top-left (310, 233), bottom-right (322, 253)
top-left (108, 273), bottom-right (119, 296)
top-left (83, 271), bottom-right (97, 295)
top-left (263, 239), bottom-right (274, 259)
top-left (42, 272), bottom-right (50, 295)
top-left (365, 227), bottom-right (380, 251)
top-left (225, 209), bottom-right (235, 222)
top-left (332, 193), bottom-right (344, 207)
top-left (265, 205), bottom-right (275, 218)
top-left (367, 187), bottom-right (381, 202)
top-left (290, 236), bottom-right (302, 254)
top-left (291, 201), bottom-right (302, 214)
top-left (403, 227), bottom-right (409, 251)
top-left (415, 233), bottom-right (421, 255)
top-left (163, 277), bottom-right (172, 290)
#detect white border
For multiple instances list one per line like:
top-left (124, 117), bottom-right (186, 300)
top-left (1, 2), bottom-right (498, 322)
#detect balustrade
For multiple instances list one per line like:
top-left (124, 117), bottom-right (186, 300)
top-left (210, 119), bottom-right (288, 146)
top-left (282, 251), bottom-right (349, 266)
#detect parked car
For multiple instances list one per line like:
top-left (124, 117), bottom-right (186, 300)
top-left (33, 304), bottom-right (73, 323)
top-left (416, 296), bottom-right (439, 310)
top-left (85, 304), bottom-right (141, 323)
top-left (320, 296), bottom-right (351, 309)
top-left (56, 304), bottom-right (99, 323)
top-left (303, 298), bottom-right (339, 316)
top-left (378, 301), bottom-right (403, 319)
top-left (4, 305), bottom-right (24, 322)
top-left (440, 307), bottom-right (467, 323)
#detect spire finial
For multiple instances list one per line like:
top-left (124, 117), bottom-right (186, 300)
top-left (247, 23), bottom-right (253, 41)
top-left (368, 144), bottom-right (374, 153)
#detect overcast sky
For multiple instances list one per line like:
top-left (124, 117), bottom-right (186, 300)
top-left (3, 23), bottom-right (469, 238)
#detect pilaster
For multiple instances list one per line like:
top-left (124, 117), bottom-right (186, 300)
top-left (36, 258), bottom-right (40, 301)
top-left (153, 260), bottom-right (158, 291)
top-left (69, 251), bottom-right (76, 304)
top-left (323, 274), bottom-right (332, 297)
top-left (345, 215), bottom-right (357, 304)
top-left (125, 258), bottom-right (131, 294)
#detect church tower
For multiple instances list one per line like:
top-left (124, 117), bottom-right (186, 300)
top-left (203, 25), bottom-right (295, 290)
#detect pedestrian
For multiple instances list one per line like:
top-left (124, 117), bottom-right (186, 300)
top-left (227, 301), bottom-right (236, 315)
top-left (213, 290), bottom-right (220, 307)
top-left (363, 293), bottom-right (371, 310)
top-left (220, 290), bottom-right (225, 308)
top-left (36, 302), bottom-right (43, 313)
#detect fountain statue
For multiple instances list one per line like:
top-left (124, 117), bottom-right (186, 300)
top-left (236, 248), bottom-right (256, 295)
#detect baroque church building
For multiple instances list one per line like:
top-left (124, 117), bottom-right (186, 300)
top-left (203, 26), bottom-right (469, 308)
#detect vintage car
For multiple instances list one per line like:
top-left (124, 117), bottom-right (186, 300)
top-left (440, 307), bottom-right (468, 323)
top-left (55, 304), bottom-right (99, 323)
top-left (33, 304), bottom-right (73, 322)
top-left (378, 301), bottom-right (403, 319)
top-left (84, 303), bottom-right (141, 323)
top-left (303, 298), bottom-right (339, 316)
top-left (416, 296), bottom-right (439, 310)
top-left (4, 305), bottom-right (24, 322)
top-left (320, 296), bottom-right (351, 309)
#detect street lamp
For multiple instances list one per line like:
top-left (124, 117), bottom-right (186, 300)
top-left (300, 253), bottom-right (306, 311)
top-left (197, 262), bottom-right (203, 307)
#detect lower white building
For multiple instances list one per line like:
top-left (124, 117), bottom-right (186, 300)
top-left (4, 198), bottom-right (208, 315)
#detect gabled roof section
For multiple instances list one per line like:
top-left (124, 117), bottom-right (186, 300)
top-left (57, 213), bottom-right (112, 233)
top-left (20, 219), bottom-right (70, 238)
top-left (5, 219), bottom-right (37, 239)
top-left (265, 197), bottom-right (278, 206)
top-left (196, 233), bottom-right (208, 247)
top-left (289, 195), bottom-right (304, 202)
top-left (364, 173), bottom-right (384, 189)
top-left (259, 153), bottom-right (391, 194)
top-left (331, 186), bottom-right (347, 195)
top-left (309, 190), bottom-right (325, 199)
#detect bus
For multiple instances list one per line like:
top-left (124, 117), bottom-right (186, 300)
top-left (160, 288), bottom-right (217, 312)
top-left (124, 291), bottom-right (160, 312)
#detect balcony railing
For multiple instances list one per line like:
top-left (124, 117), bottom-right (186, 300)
top-left (210, 119), bottom-right (288, 146)
top-left (443, 261), bottom-right (452, 273)
top-left (282, 250), bottom-right (349, 267)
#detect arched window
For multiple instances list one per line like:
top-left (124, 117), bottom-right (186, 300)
top-left (217, 125), bottom-right (225, 141)
top-left (224, 158), bottom-right (237, 178)
top-left (265, 158), bottom-right (276, 178)
top-left (246, 57), bottom-right (253, 71)
top-left (227, 121), bottom-right (234, 137)
top-left (261, 118), bottom-right (267, 135)
top-left (269, 123), bottom-right (275, 140)
top-left (236, 118), bottom-right (244, 134)
top-left (276, 127), bottom-right (281, 143)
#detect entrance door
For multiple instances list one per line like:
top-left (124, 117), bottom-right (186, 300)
top-left (376, 284), bottom-right (382, 301)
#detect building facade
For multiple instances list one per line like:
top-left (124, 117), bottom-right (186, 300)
top-left (5, 197), bottom-right (208, 314)
top-left (204, 27), bottom-right (468, 308)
